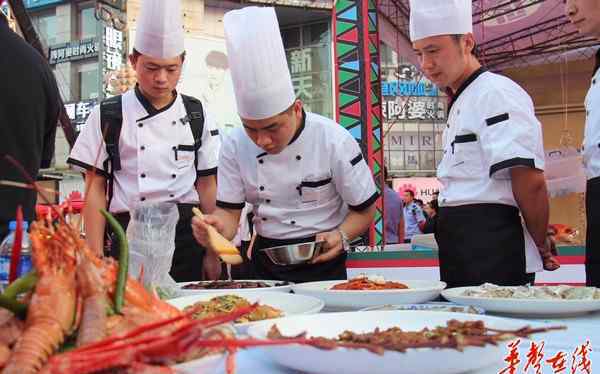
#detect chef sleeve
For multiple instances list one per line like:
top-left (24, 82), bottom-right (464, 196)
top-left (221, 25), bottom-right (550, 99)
top-left (66, 105), bottom-right (110, 178)
top-left (215, 136), bottom-right (245, 210)
top-left (332, 135), bottom-right (379, 211)
top-left (478, 87), bottom-right (545, 180)
top-left (196, 108), bottom-right (221, 177)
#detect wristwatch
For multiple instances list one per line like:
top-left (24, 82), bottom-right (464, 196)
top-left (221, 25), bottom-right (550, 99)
top-left (338, 228), bottom-right (350, 252)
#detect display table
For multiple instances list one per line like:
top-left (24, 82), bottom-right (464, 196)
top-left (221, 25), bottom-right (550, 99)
top-left (347, 246), bottom-right (587, 285)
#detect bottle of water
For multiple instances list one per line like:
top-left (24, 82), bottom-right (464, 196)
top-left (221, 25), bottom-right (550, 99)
top-left (0, 221), bottom-right (32, 290)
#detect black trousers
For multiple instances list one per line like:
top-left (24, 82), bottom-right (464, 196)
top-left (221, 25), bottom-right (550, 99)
top-left (586, 177), bottom-right (600, 287)
top-left (106, 203), bottom-right (206, 282)
top-left (252, 235), bottom-right (347, 283)
top-left (435, 204), bottom-right (529, 288)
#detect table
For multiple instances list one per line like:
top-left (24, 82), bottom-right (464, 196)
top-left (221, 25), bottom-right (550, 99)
top-left (225, 311), bottom-right (600, 373)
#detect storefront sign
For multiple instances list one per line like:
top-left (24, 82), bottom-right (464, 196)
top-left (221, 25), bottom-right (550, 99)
top-left (102, 25), bottom-right (124, 98)
top-left (23, 0), bottom-right (64, 9)
top-left (48, 38), bottom-right (98, 65)
top-left (64, 99), bottom-right (97, 132)
top-left (382, 81), bottom-right (438, 97)
top-left (382, 98), bottom-right (446, 121)
top-left (392, 177), bottom-right (442, 203)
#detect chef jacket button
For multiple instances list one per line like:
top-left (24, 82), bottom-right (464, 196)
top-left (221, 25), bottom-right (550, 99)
top-left (259, 186), bottom-right (265, 191)
top-left (138, 123), bottom-right (143, 128)
top-left (296, 155), bottom-right (301, 161)
top-left (172, 121), bottom-right (177, 125)
top-left (258, 159), bottom-right (264, 164)
top-left (266, 199), bottom-right (271, 203)
top-left (262, 217), bottom-right (267, 221)
top-left (140, 197), bottom-right (146, 202)
top-left (140, 146), bottom-right (146, 151)
top-left (291, 220), bottom-right (296, 225)
top-left (141, 173), bottom-right (146, 178)
top-left (172, 146), bottom-right (176, 150)
top-left (172, 174), bottom-right (176, 179)
top-left (594, 79), bottom-right (597, 85)
top-left (169, 194), bottom-right (175, 198)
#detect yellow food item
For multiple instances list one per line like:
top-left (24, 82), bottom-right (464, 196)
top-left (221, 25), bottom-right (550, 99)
top-left (184, 295), bottom-right (283, 323)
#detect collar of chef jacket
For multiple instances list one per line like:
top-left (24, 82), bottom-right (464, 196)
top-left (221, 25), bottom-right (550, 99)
top-left (584, 54), bottom-right (600, 180)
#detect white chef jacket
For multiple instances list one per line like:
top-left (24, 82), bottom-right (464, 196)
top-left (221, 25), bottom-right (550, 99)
top-left (67, 88), bottom-right (221, 213)
top-left (216, 111), bottom-right (379, 240)
top-left (584, 56), bottom-right (600, 180)
top-left (437, 69), bottom-right (545, 273)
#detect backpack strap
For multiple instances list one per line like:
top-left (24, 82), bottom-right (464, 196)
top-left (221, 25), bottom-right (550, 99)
top-left (99, 95), bottom-right (123, 211)
top-left (180, 94), bottom-right (205, 173)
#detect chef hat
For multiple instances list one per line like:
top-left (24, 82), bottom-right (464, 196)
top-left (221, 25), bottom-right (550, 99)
top-left (224, 7), bottom-right (296, 120)
top-left (409, 0), bottom-right (473, 42)
top-left (134, 0), bottom-right (185, 59)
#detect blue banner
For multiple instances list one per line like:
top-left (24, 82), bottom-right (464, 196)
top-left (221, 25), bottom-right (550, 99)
top-left (23, 0), bottom-right (64, 9)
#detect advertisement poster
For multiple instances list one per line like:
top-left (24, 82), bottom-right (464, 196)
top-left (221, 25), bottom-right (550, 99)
top-left (392, 177), bottom-right (442, 203)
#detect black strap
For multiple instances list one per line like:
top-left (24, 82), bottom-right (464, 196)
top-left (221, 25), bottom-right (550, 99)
top-left (100, 95), bottom-right (123, 211)
top-left (181, 94), bottom-right (205, 173)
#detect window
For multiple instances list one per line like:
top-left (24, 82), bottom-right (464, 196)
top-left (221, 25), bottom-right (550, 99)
top-left (30, 9), bottom-right (57, 47)
top-left (77, 62), bottom-right (99, 101)
top-left (78, 2), bottom-right (97, 39)
top-left (282, 21), bottom-right (333, 119)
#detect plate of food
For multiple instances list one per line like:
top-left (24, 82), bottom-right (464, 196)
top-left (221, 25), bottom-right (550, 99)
top-left (359, 302), bottom-right (485, 314)
top-left (246, 311), bottom-right (563, 374)
top-left (442, 283), bottom-right (600, 316)
top-left (167, 291), bottom-right (324, 332)
top-left (291, 275), bottom-right (446, 310)
top-left (177, 279), bottom-right (292, 296)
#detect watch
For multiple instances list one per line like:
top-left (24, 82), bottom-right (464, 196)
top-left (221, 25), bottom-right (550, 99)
top-left (338, 228), bottom-right (350, 252)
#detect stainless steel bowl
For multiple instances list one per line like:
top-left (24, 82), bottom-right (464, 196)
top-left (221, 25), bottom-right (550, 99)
top-left (260, 241), bottom-right (324, 266)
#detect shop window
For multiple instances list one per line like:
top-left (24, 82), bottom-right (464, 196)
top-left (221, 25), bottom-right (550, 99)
top-left (77, 61), bottom-right (99, 101)
top-left (283, 21), bottom-right (333, 119)
top-left (30, 9), bottom-right (57, 47)
top-left (78, 2), bottom-right (97, 39)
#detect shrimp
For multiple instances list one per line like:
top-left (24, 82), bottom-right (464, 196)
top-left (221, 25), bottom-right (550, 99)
top-left (76, 256), bottom-right (108, 347)
top-left (2, 221), bottom-right (78, 374)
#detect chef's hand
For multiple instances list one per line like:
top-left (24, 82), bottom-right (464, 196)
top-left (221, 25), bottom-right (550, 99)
top-left (312, 230), bottom-right (343, 264)
top-left (191, 215), bottom-right (225, 248)
top-left (539, 236), bottom-right (560, 271)
top-left (202, 250), bottom-right (222, 281)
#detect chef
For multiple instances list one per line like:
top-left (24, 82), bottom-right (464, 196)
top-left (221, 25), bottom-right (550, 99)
top-left (67, 0), bottom-right (222, 281)
top-left (565, 0), bottom-right (600, 287)
top-left (191, 6), bottom-right (378, 283)
top-left (409, 0), bottom-right (558, 288)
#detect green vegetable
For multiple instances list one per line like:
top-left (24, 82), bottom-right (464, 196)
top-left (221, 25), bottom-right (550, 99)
top-left (100, 209), bottom-right (128, 314)
top-left (3, 271), bottom-right (38, 299)
top-left (0, 294), bottom-right (27, 318)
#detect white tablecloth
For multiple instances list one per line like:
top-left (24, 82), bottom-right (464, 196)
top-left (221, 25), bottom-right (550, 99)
top-left (224, 311), bottom-right (600, 374)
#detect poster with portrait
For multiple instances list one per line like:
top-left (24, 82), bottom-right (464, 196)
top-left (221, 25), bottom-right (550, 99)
top-left (179, 35), bottom-right (241, 136)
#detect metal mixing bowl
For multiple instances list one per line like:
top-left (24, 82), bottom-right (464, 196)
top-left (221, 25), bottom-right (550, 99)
top-left (260, 241), bottom-right (324, 266)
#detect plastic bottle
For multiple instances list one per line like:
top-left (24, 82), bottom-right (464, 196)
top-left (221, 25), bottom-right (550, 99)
top-left (0, 221), bottom-right (32, 290)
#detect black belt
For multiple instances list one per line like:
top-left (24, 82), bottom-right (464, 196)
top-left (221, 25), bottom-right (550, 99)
top-left (252, 234), bottom-right (346, 283)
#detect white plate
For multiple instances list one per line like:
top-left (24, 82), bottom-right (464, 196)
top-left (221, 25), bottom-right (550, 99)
top-left (360, 302), bottom-right (485, 314)
top-left (177, 280), bottom-right (292, 296)
top-left (292, 280), bottom-right (446, 311)
top-left (172, 352), bottom-right (226, 373)
top-left (247, 311), bottom-right (549, 374)
top-left (167, 291), bottom-right (324, 332)
top-left (442, 286), bottom-right (600, 317)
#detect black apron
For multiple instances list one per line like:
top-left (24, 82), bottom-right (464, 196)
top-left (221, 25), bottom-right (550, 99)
top-left (586, 177), bottom-right (600, 287)
top-left (251, 235), bottom-right (347, 283)
top-left (435, 203), bottom-right (529, 288)
top-left (106, 203), bottom-right (205, 282)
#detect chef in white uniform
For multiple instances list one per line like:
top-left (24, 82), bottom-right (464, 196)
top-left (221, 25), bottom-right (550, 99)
top-left (68, 0), bottom-right (222, 281)
top-left (565, 0), bottom-right (600, 287)
top-left (191, 7), bottom-right (378, 283)
top-left (409, 0), bottom-right (558, 288)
